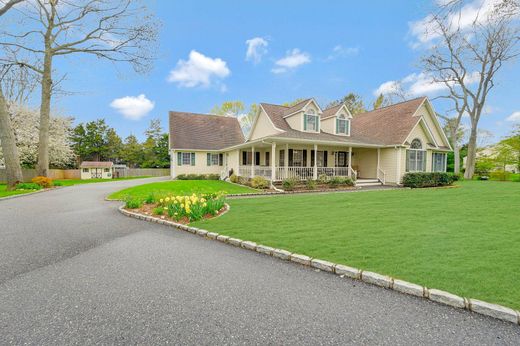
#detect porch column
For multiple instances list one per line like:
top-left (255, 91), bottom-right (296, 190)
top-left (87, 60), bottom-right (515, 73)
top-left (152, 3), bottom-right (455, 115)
top-left (377, 148), bottom-right (381, 171)
top-left (313, 144), bottom-right (318, 180)
top-left (285, 143), bottom-right (289, 179)
top-left (348, 146), bottom-right (352, 178)
top-left (251, 146), bottom-right (255, 178)
top-left (271, 142), bottom-right (276, 181)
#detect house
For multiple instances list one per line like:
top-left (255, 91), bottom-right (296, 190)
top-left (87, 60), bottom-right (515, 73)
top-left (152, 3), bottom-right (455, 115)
top-left (168, 97), bottom-right (452, 186)
top-left (463, 146), bottom-right (519, 174)
top-left (80, 161), bottom-right (114, 179)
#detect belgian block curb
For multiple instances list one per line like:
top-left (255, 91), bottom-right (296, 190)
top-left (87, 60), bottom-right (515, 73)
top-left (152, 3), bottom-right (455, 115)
top-left (119, 206), bottom-right (520, 326)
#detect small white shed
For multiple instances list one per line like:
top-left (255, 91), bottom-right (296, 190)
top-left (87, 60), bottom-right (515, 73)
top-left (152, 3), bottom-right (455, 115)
top-left (80, 161), bottom-right (114, 180)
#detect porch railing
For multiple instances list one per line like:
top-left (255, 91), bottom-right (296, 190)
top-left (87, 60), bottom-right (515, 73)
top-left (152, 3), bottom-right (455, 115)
top-left (377, 168), bottom-right (386, 185)
top-left (317, 167), bottom-right (349, 178)
top-left (239, 166), bottom-right (356, 181)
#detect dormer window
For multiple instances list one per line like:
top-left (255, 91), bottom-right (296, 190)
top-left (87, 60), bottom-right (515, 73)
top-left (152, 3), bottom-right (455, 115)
top-left (336, 114), bottom-right (350, 135)
top-left (304, 109), bottom-right (319, 132)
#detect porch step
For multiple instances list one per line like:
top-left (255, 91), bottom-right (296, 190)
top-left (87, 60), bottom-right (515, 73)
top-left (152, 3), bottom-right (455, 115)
top-left (356, 178), bottom-right (383, 187)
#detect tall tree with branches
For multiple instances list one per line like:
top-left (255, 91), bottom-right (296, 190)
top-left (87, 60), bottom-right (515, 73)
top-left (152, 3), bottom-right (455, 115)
top-left (420, 0), bottom-right (520, 178)
top-left (0, 0), bottom-right (26, 190)
top-left (0, 0), bottom-right (159, 176)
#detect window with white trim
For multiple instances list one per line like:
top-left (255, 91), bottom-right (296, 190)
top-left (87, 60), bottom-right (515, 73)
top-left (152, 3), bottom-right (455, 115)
top-left (177, 152), bottom-right (195, 166)
top-left (304, 109), bottom-right (319, 132)
top-left (206, 153), bottom-right (223, 166)
top-left (406, 138), bottom-right (426, 172)
top-left (432, 152), bottom-right (447, 172)
top-left (336, 114), bottom-right (350, 135)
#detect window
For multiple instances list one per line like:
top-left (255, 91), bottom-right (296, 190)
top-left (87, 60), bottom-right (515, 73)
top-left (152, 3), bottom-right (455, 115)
top-left (311, 151), bottom-right (327, 167)
top-left (292, 150), bottom-right (304, 166)
top-left (279, 150), bottom-right (285, 166)
top-left (335, 151), bottom-right (348, 167)
top-left (177, 152), bottom-right (195, 166)
top-left (82, 168), bottom-right (89, 173)
top-left (406, 138), bottom-right (426, 172)
top-left (242, 151), bottom-right (252, 165)
top-left (206, 153), bottom-right (222, 166)
top-left (265, 152), bottom-right (270, 166)
top-left (432, 152), bottom-right (447, 172)
top-left (104, 168), bottom-right (110, 172)
top-left (304, 109), bottom-right (319, 132)
top-left (336, 114), bottom-right (350, 135)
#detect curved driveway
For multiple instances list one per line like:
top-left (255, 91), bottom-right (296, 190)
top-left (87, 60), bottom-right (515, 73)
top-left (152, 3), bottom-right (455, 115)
top-left (1, 178), bottom-right (519, 344)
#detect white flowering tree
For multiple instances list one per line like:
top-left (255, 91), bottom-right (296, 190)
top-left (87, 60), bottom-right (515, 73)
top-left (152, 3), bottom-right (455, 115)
top-left (0, 104), bottom-right (75, 168)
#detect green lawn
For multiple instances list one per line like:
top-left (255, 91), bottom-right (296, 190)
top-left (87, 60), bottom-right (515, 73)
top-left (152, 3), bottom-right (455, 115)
top-left (108, 180), bottom-right (257, 200)
top-left (193, 181), bottom-right (520, 310)
top-left (0, 184), bottom-right (37, 198)
top-left (54, 176), bottom-right (151, 186)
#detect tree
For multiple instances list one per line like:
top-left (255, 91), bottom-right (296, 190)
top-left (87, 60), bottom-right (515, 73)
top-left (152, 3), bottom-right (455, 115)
top-left (0, 104), bottom-right (75, 168)
top-left (326, 93), bottom-right (366, 115)
top-left (105, 129), bottom-right (123, 163)
top-left (0, 0), bottom-right (25, 190)
top-left (372, 94), bottom-right (391, 110)
top-left (211, 101), bottom-right (258, 136)
top-left (438, 113), bottom-right (466, 173)
top-left (282, 98), bottom-right (307, 107)
top-left (500, 124), bottom-right (520, 171)
top-left (121, 135), bottom-right (143, 168)
top-left (71, 119), bottom-right (110, 162)
top-left (0, 0), bottom-right (159, 176)
top-left (421, 0), bottom-right (520, 179)
top-left (142, 118), bottom-right (167, 168)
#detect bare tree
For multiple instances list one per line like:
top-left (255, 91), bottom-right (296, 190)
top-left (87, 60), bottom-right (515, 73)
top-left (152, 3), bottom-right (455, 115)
top-left (1, 0), bottom-right (159, 176)
top-left (421, 0), bottom-right (520, 178)
top-left (0, 0), bottom-right (25, 189)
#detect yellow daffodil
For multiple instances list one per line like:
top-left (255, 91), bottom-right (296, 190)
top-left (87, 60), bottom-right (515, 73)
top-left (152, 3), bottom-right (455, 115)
top-left (159, 198), bottom-right (164, 203)
top-left (165, 197), bottom-right (170, 202)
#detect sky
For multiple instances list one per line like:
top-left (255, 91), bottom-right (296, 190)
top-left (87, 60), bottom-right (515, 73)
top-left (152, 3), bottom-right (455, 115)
top-left (47, 0), bottom-right (520, 143)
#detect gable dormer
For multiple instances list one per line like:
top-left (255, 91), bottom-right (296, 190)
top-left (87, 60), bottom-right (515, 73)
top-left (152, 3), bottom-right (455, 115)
top-left (320, 104), bottom-right (352, 136)
top-left (283, 99), bottom-right (322, 132)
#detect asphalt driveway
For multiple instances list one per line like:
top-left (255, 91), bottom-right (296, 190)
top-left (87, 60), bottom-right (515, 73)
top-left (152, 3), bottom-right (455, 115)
top-left (1, 178), bottom-right (519, 345)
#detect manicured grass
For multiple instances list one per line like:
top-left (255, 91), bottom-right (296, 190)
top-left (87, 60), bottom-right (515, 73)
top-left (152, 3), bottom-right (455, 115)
top-left (193, 181), bottom-right (520, 310)
top-left (108, 180), bottom-right (257, 200)
top-left (0, 184), bottom-right (36, 198)
top-left (54, 176), bottom-right (151, 186)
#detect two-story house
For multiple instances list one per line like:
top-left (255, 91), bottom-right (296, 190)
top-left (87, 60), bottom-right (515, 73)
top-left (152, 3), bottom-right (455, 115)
top-left (168, 97), bottom-right (452, 186)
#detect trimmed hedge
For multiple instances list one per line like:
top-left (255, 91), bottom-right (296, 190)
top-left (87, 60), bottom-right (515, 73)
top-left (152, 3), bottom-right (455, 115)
top-left (402, 172), bottom-right (457, 188)
top-left (176, 174), bottom-right (220, 180)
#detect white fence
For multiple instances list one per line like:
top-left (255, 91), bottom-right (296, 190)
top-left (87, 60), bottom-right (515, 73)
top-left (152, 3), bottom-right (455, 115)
top-left (238, 166), bottom-right (353, 181)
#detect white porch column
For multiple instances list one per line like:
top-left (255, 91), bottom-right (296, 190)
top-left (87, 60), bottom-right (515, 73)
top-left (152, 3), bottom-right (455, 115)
top-left (348, 146), bottom-right (352, 178)
top-left (313, 144), bottom-right (318, 180)
top-left (377, 148), bottom-right (381, 171)
top-left (271, 142), bottom-right (276, 181)
top-left (251, 146), bottom-right (255, 178)
top-left (285, 143), bottom-right (289, 179)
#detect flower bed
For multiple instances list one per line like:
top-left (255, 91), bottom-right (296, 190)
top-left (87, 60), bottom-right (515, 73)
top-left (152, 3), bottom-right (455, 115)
top-left (124, 192), bottom-right (227, 224)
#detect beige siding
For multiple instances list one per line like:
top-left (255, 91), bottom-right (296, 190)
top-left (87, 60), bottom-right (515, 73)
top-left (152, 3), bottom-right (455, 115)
top-left (352, 148), bottom-right (377, 178)
top-left (321, 117), bottom-right (335, 134)
top-left (249, 109), bottom-right (280, 140)
top-left (406, 122), bottom-right (431, 148)
top-left (379, 148), bottom-right (399, 184)
top-left (285, 111), bottom-right (303, 131)
top-left (414, 103), bottom-right (450, 147)
top-left (173, 151), bottom-right (223, 177)
top-left (226, 149), bottom-right (240, 175)
top-left (80, 167), bottom-right (112, 179)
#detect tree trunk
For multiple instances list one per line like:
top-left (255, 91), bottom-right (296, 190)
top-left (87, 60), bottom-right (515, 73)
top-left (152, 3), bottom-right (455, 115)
top-left (464, 123), bottom-right (479, 179)
top-left (36, 49), bottom-right (53, 177)
top-left (0, 89), bottom-right (23, 190)
top-left (453, 143), bottom-right (461, 174)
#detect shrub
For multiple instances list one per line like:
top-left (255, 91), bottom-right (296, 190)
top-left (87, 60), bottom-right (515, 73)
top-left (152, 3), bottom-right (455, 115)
top-left (125, 197), bottom-right (142, 209)
top-left (282, 177), bottom-right (297, 191)
top-left (490, 171), bottom-right (510, 181)
top-left (317, 174), bottom-right (329, 184)
top-left (328, 176), bottom-right (343, 187)
top-left (32, 176), bottom-right (53, 188)
top-left (229, 174), bottom-right (239, 183)
top-left (153, 206), bottom-right (164, 215)
top-left (177, 173), bottom-right (220, 180)
top-left (305, 179), bottom-right (316, 190)
top-left (144, 193), bottom-right (155, 204)
top-left (251, 176), bottom-right (269, 189)
top-left (402, 172), bottom-right (457, 188)
top-left (157, 193), bottom-right (226, 222)
top-left (237, 176), bottom-right (250, 186)
top-left (16, 182), bottom-right (42, 190)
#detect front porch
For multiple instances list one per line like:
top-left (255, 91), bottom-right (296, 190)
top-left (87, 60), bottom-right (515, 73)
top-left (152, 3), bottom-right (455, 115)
top-left (233, 142), bottom-right (387, 185)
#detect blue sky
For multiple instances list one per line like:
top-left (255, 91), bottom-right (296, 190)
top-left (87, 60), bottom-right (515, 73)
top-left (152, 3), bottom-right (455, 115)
top-left (52, 0), bottom-right (520, 143)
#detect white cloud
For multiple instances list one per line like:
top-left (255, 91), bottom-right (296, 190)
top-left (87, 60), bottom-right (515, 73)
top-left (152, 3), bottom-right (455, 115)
top-left (167, 50), bottom-right (230, 88)
top-left (409, 0), bottom-right (515, 47)
top-left (110, 94), bottom-right (155, 120)
top-left (326, 45), bottom-right (359, 61)
top-left (374, 71), bottom-right (480, 97)
top-left (506, 111), bottom-right (520, 122)
top-left (245, 37), bottom-right (268, 63)
top-left (271, 49), bottom-right (310, 74)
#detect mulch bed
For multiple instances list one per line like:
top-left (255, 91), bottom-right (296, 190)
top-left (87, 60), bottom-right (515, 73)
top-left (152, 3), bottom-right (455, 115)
top-left (125, 203), bottom-right (228, 225)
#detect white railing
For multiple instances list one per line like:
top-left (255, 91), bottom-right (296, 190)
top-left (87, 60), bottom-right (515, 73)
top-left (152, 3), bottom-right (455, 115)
top-left (238, 166), bottom-right (272, 178)
top-left (238, 166), bottom-right (252, 177)
top-left (349, 166), bottom-right (358, 181)
top-left (317, 167), bottom-right (349, 178)
top-left (377, 168), bottom-right (386, 185)
top-left (276, 166), bottom-right (314, 180)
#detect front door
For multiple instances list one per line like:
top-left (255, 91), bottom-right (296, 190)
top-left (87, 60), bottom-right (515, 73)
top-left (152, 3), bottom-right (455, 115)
top-left (91, 168), bottom-right (102, 178)
top-left (335, 151), bottom-right (348, 167)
